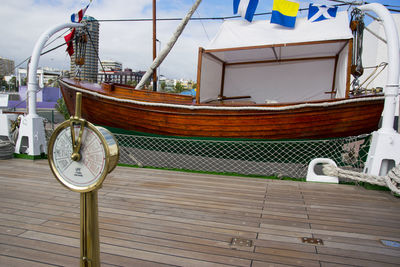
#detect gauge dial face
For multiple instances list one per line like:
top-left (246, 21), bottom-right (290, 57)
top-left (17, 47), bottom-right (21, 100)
top-left (51, 125), bottom-right (107, 191)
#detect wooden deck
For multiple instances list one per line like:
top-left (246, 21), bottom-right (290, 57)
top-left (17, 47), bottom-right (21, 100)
top-left (0, 158), bottom-right (399, 266)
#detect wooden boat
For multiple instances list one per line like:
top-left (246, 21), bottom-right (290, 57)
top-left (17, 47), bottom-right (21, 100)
top-left (59, 78), bottom-right (384, 140)
top-left (59, 10), bottom-right (386, 140)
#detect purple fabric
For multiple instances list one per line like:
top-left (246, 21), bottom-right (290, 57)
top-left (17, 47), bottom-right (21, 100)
top-left (8, 86), bottom-right (61, 109)
top-left (43, 87), bottom-right (61, 102)
top-left (7, 100), bottom-right (58, 109)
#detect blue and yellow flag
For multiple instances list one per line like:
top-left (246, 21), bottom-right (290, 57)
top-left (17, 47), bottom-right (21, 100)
top-left (270, 0), bottom-right (299, 28)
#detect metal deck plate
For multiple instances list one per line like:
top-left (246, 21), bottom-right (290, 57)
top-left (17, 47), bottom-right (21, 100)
top-left (380, 239), bottom-right (400, 248)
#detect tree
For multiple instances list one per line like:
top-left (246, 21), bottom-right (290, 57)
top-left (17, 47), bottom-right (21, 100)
top-left (160, 81), bottom-right (166, 91)
top-left (174, 81), bottom-right (184, 93)
top-left (55, 97), bottom-right (70, 120)
top-left (46, 79), bottom-right (59, 87)
top-left (8, 77), bottom-right (17, 91)
top-left (126, 80), bottom-right (137, 87)
top-left (0, 76), bottom-right (8, 91)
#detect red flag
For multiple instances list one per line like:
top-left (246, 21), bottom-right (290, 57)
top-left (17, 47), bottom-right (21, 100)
top-left (65, 1), bottom-right (92, 57)
top-left (64, 28), bottom-right (76, 56)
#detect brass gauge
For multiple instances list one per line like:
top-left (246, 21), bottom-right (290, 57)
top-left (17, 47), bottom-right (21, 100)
top-left (48, 93), bottom-right (119, 193)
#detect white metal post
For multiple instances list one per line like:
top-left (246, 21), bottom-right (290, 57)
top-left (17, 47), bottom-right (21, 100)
top-left (15, 22), bottom-right (83, 158)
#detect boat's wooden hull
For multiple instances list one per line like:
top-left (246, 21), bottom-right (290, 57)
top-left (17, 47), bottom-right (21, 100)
top-left (59, 78), bottom-right (384, 140)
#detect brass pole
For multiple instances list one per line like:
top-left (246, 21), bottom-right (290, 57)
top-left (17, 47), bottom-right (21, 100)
top-left (75, 92), bottom-right (82, 119)
top-left (70, 92), bottom-right (84, 162)
top-left (80, 190), bottom-right (100, 267)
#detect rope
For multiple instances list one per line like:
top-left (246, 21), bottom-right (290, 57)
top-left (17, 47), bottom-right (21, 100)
top-left (0, 140), bottom-right (15, 160)
top-left (0, 116), bottom-right (20, 160)
top-left (59, 79), bottom-right (385, 112)
top-left (323, 164), bottom-right (400, 195)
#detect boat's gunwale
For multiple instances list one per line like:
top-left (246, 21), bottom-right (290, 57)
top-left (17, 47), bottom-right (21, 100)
top-left (60, 78), bottom-right (385, 112)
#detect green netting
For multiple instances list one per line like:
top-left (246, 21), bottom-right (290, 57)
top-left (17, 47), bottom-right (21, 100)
top-left (45, 120), bottom-right (372, 179)
top-left (116, 133), bottom-right (372, 179)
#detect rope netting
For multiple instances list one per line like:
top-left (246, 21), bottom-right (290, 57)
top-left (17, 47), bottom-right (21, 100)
top-left (114, 133), bottom-right (372, 179)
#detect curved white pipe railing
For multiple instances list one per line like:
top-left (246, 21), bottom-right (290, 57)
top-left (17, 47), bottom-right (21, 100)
top-left (359, 3), bottom-right (399, 134)
top-left (359, 3), bottom-right (400, 176)
top-left (27, 22), bottom-right (83, 117)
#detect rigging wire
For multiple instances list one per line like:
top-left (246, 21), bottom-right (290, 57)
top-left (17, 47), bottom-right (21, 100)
top-left (45, 29), bottom-right (70, 51)
top-left (192, 0), bottom-right (211, 42)
top-left (84, 27), bottom-right (107, 76)
top-left (329, 0), bottom-right (400, 12)
top-left (96, 3), bottom-right (349, 23)
top-left (13, 42), bottom-right (68, 72)
top-left (12, 29), bottom-right (71, 72)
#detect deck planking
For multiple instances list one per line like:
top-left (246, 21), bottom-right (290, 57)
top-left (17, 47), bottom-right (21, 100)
top-left (0, 158), bottom-right (399, 266)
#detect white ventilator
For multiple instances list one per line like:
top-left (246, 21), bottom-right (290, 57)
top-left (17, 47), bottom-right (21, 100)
top-left (15, 22), bottom-right (83, 157)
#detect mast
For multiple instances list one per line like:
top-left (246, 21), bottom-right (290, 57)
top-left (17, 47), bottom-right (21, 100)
top-left (136, 0), bottom-right (203, 90)
top-left (152, 0), bottom-right (157, 91)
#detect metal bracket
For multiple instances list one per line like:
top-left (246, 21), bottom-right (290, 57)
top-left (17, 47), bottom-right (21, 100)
top-left (230, 237), bottom-right (253, 247)
top-left (301, 237), bottom-right (324, 245)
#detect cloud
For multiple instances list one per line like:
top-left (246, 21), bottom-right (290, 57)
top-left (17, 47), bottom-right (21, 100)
top-left (0, 0), bottom-right (88, 70)
top-left (0, 0), bottom-right (222, 80)
top-left (89, 0), bottom-right (222, 79)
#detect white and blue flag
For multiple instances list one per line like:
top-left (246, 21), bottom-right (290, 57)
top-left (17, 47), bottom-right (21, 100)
top-left (233, 0), bottom-right (259, 22)
top-left (71, 0), bottom-right (92, 23)
top-left (308, 3), bottom-right (338, 22)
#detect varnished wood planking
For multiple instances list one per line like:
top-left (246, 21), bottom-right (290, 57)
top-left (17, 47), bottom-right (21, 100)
top-left (60, 78), bottom-right (384, 139)
top-left (0, 158), bottom-right (399, 266)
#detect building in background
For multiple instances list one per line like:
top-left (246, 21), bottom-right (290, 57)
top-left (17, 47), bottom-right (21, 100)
top-left (0, 57), bottom-right (15, 77)
top-left (101, 60), bottom-right (122, 72)
top-left (98, 68), bottom-right (145, 85)
top-left (70, 16), bottom-right (99, 82)
top-left (7, 68), bottom-right (64, 111)
top-left (17, 67), bottom-right (62, 87)
top-left (162, 78), bottom-right (195, 92)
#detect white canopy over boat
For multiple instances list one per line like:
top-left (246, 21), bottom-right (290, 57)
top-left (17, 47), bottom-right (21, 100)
top-left (197, 11), bottom-right (353, 104)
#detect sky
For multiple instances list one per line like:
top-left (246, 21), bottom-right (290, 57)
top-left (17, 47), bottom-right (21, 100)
top-left (1, 0), bottom-right (399, 80)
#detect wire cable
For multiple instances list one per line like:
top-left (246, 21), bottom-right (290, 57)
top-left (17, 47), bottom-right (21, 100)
top-left (13, 41), bottom-right (68, 73)
top-left (192, 0), bottom-right (211, 42)
top-left (329, 0), bottom-right (400, 12)
top-left (97, 3), bottom-right (348, 23)
top-left (84, 27), bottom-right (107, 76)
top-left (13, 29), bottom-right (71, 72)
